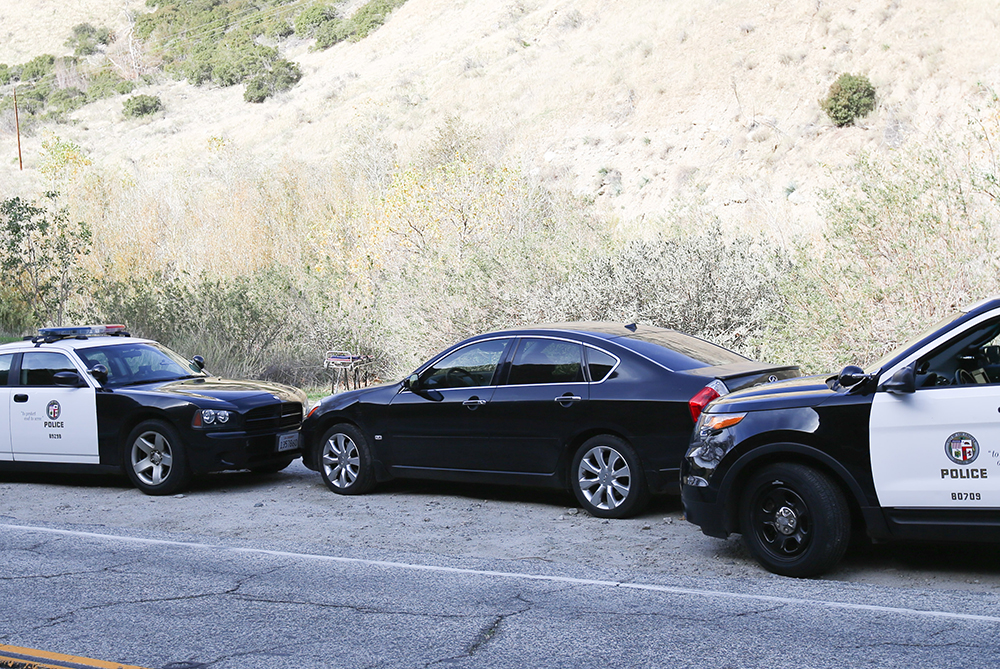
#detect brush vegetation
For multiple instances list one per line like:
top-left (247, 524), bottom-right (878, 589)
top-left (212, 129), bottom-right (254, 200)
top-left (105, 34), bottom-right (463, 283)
top-left (3, 91), bottom-right (999, 386)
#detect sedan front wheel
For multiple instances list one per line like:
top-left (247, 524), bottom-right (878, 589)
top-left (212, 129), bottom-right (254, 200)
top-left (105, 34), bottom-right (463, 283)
top-left (319, 424), bottom-right (375, 495)
top-left (571, 435), bottom-right (649, 519)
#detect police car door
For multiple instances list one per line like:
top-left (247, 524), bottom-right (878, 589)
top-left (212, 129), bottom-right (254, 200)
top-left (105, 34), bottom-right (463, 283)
top-left (0, 353), bottom-right (13, 461)
top-left (10, 350), bottom-right (99, 464)
top-left (870, 313), bottom-right (1000, 509)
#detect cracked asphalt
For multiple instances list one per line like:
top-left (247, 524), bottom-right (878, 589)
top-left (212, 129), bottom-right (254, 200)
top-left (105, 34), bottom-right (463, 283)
top-left (2, 462), bottom-right (1000, 667)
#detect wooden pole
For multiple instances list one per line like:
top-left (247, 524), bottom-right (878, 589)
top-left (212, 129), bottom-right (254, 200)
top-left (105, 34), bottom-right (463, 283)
top-left (13, 84), bottom-right (22, 170)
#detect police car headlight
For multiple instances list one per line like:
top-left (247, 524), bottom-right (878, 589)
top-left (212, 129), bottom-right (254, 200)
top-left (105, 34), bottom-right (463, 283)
top-left (685, 412), bottom-right (745, 471)
top-left (193, 409), bottom-right (233, 428)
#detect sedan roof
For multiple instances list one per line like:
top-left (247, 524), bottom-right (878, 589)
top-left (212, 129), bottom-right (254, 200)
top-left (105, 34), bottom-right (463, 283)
top-left (497, 322), bottom-right (750, 372)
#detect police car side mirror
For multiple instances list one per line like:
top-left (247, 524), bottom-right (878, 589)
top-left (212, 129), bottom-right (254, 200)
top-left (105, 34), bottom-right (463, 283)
top-left (880, 364), bottom-right (916, 395)
top-left (192, 355), bottom-right (206, 371)
top-left (837, 365), bottom-right (868, 387)
top-left (53, 371), bottom-right (83, 387)
top-left (88, 364), bottom-right (109, 385)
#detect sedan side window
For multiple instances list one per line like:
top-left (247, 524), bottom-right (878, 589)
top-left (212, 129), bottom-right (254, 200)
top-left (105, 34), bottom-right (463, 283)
top-left (585, 347), bottom-right (618, 382)
top-left (0, 353), bottom-right (12, 385)
top-left (19, 352), bottom-right (77, 387)
top-left (421, 339), bottom-right (511, 389)
top-left (508, 339), bottom-right (584, 385)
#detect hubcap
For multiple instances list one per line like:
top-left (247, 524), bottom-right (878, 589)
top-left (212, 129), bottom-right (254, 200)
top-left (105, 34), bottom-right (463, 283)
top-left (752, 484), bottom-right (810, 559)
top-left (577, 445), bottom-right (631, 510)
top-left (131, 431), bottom-right (173, 486)
top-left (322, 433), bottom-right (360, 489)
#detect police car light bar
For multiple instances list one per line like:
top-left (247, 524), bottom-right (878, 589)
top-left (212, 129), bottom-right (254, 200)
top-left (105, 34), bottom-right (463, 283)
top-left (37, 324), bottom-right (127, 337)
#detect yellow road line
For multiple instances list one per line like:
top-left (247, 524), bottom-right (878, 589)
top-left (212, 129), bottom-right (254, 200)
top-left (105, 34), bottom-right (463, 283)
top-left (0, 644), bottom-right (149, 669)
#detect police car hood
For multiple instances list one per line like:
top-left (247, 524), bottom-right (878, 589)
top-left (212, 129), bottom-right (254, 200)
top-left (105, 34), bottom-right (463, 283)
top-left (129, 377), bottom-right (304, 404)
top-left (709, 374), bottom-right (835, 413)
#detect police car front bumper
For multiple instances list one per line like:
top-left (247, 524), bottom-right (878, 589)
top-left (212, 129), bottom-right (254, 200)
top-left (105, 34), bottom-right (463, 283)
top-left (681, 482), bottom-right (729, 539)
top-left (186, 429), bottom-right (302, 473)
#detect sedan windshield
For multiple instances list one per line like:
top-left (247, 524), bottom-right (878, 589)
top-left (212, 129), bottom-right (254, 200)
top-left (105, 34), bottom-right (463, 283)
top-left (76, 343), bottom-right (207, 386)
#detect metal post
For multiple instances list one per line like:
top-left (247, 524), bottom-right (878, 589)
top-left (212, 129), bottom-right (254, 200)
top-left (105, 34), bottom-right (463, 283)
top-left (13, 84), bottom-right (22, 170)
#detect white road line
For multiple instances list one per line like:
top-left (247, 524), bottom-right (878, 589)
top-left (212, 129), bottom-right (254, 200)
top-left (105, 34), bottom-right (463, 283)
top-left (4, 523), bottom-right (998, 624)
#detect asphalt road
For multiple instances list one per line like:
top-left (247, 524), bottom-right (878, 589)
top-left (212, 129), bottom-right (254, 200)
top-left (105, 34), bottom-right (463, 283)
top-left (3, 520), bottom-right (999, 669)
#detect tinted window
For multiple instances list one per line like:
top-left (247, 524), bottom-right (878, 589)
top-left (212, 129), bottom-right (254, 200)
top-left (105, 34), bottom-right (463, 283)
top-left (421, 339), bottom-right (511, 389)
top-left (75, 343), bottom-right (204, 386)
top-left (19, 352), bottom-right (76, 387)
top-left (0, 353), bottom-right (12, 385)
top-left (586, 347), bottom-right (617, 382)
top-left (622, 330), bottom-right (747, 370)
top-left (508, 338), bottom-right (584, 385)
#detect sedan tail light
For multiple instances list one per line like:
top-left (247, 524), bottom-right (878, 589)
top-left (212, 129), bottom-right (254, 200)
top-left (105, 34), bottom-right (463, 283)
top-left (689, 379), bottom-right (728, 422)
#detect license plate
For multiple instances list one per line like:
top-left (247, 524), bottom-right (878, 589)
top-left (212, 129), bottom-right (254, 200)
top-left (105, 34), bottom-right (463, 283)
top-left (277, 432), bottom-right (299, 452)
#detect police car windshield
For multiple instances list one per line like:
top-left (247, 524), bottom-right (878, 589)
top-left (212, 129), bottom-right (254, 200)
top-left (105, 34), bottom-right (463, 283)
top-left (865, 313), bottom-right (962, 374)
top-left (76, 343), bottom-right (207, 386)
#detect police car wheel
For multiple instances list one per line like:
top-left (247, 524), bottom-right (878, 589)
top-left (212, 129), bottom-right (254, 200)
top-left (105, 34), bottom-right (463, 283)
top-left (319, 424), bottom-right (375, 495)
top-left (571, 435), bottom-right (650, 519)
top-left (124, 419), bottom-right (191, 496)
top-left (739, 463), bottom-right (850, 578)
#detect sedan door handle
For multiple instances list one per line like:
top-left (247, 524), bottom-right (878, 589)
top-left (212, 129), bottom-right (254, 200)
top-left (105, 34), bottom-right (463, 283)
top-left (555, 395), bottom-right (582, 405)
top-left (13, 394), bottom-right (28, 403)
top-left (462, 397), bottom-right (487, 410)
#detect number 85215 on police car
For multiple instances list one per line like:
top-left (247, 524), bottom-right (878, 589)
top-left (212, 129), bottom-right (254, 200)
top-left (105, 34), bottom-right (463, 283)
top-left (0, 325), bottom-right (307, 495)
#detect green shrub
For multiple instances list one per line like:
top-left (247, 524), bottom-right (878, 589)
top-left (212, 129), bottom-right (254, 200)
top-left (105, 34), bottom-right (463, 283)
top-left (294, 4), bottom-right (339, 35)
top-left (123, 94), bottom-right (163, 118)
top-left (66, 23), bottom-right (112, 56)
top-left (821, 73), bottom-right (876, 127)
top-left (21, 54), bottom-right (56, 81)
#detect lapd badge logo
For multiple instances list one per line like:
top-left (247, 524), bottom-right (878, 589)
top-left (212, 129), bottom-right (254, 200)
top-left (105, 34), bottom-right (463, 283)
top-left (945, 432), bottom-right (979, 465)
top-left (46, 400), bottom-right (61, 420)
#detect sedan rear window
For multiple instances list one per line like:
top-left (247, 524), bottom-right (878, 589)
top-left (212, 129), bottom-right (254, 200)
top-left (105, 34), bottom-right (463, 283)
top-left (622, 330), bottom-right (748, 370)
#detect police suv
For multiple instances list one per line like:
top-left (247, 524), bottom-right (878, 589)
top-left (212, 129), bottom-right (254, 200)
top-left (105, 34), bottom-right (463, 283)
top-left (682, 297), bottom-right (1000, 577)
top-left (0, 325), bottom-right (306, 495)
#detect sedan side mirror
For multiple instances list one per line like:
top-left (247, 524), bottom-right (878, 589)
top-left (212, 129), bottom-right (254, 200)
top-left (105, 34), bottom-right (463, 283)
top-left (87, 364), bottom-right (109, 385)
top-left (192, 355), bottom-right (206, 370)
top-left (403, 373), bottom-right (419, 390)
top-left (880, 364), bottom-right (916, 395)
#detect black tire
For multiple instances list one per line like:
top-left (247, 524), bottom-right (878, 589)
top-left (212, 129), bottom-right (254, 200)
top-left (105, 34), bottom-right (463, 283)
top-left (250, 457), bottom-right (295, 475)
top-left (124, 419), bottom-right (191, 496)
top-left (570, 435), bottom-right (649, 519)
top-left (318, 424), bottom-right (375, 495)
top-left (739, 463), bottom-right (850, 578)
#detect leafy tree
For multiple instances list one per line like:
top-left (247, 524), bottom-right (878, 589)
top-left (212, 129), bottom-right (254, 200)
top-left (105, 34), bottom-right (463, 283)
top-left (0, 193), bottom-right (92, 326)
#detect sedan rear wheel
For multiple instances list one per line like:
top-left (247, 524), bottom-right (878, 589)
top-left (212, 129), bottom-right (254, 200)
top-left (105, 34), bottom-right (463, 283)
top-left (125, 419), bottom-right (190, 496)
top-left (319, 424), bottom-right (375, 495)
top-left (571, 435), bottom-right (649, 519)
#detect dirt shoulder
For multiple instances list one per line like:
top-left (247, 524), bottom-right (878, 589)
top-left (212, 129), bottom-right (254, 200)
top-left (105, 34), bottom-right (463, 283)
top-left (2, 460), bottom-right (999, 592)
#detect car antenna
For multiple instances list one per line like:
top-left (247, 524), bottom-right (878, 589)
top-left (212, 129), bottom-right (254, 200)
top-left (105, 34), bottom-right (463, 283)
top-left (624, 323), bottom-right (637, 332)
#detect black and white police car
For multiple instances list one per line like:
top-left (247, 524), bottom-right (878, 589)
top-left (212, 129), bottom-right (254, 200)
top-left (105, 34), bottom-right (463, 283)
top-left (682, 297), bottom-right (1000, 577)
top-left (0, 325), bottom-right (306, 495)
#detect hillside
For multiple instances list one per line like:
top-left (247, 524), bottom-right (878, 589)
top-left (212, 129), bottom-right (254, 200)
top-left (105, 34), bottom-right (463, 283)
top-left (1, 0), bottom-right (999, 382)
top-left (2, 0), bottom-right (998, 238)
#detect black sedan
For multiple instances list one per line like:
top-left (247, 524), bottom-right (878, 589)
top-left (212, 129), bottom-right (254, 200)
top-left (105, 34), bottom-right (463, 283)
top-left (301, 323), bottom-right (798, 518)
top-left (0, 325), bottom-right (306, 495)
top-left (682, 296), bottom-right (1000, 576)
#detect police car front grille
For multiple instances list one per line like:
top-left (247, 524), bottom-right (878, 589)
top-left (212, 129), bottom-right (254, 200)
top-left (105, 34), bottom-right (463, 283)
top-left (243, 402), bottom-right (303, 431)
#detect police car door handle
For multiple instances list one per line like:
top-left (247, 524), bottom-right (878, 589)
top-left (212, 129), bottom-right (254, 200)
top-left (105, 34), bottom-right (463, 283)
top-left (13, 394), bottom-right (28, 403)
